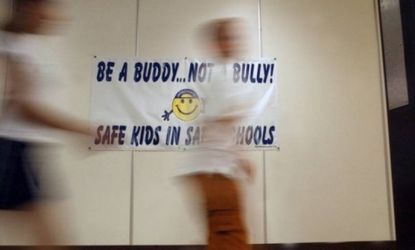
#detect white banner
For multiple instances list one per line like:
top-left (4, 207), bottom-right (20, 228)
top-left (90, 57), bottom-right (278, 150)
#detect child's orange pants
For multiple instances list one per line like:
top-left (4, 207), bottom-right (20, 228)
top-left (193, 174), bottom-right (251, 250)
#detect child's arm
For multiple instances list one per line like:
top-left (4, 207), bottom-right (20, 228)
top-left (8, 60), bottom-right (91, 135)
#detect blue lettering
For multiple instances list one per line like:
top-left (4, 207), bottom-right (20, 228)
top-left (96, 61), bottom-right (105, 82)
top-left (263, 126), bottom-right (275, 145)
top-left (233, 63), bottom-right (241, 83)
top-left (263, 64), bottom-right (271, 83)
top-left (130, 126), bottom-right (141, 146)
top-left (162, 63), bottom-right (171, 82)
top-left (249, 63), bottom-right (256, 83)
top-left (153, 126), bottom-right (162, 145)
top-left (94, 125), bottom-right (104, 144)
top-left (145, 126), bottom-right (153, 144)
top-left (198, 63), bottom-right (207, 82)
top-left (171, 62), bottom-right (179, 82)
top-left (134, 62), bottom-right (142, 82)
top-left (152, 63), bottom-right (161, 82)
top-left (119, 125), bottom-right (127, 145)
top-left (236, 126), bottom-right (244, 145)
top-left (188, 63), bottom-right (198, 82)
top-left (143, 63), bottom-right (152, 82)
top-left (254, 126), bottom-right (262, 145)
top-left (106, 61), bottom-right (115, 81)
top-left (256, 64), bottom-right (263, 83)
top-left (245, 126), bottom-right (253, 145)
top-left (241, 64), bottom-right (249, 83)
top-left (118, 62), bottom-right (128, 82)
top-left (185, 126), bottom-right (193, 145)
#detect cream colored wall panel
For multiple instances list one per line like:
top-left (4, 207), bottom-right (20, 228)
top-left (133, 151), bottom-right (264, 244)
top-left (137, 0), bottom-right (260, 58)
top-left (57, 150), bottom-right (132, 245)
top-left (63, 0), bottom-right (138, 58)
top-left (241, 152), bottom-right (266, 244)
top-left (49, 0), bottom-right (138, 245)
top-left (262, 0), bottom-right (393, 243)
top-left (58, 0), bottom-right (137, 116)
top-left (132, 152), bottom-right (205, 245)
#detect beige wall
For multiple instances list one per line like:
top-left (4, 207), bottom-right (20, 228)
top-left (262, 0), bottom-right (393, 243)
top-left (0, 0), bottom-right (394, 245)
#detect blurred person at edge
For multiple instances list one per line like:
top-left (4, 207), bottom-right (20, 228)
top-left (0, 0), bottom-right (90, 248)
top-left (180, 18), bottom-right (256, 250)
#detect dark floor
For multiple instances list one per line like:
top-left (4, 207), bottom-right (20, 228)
top-left (391, 0), bottom-right (415, 248)
top-left (0, 241), bottom-right (401, 250)
top-left (389, 106), bottom-right (415, 248)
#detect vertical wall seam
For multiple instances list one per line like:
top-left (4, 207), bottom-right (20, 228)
top-left (257, 0), bottom-right (267, 244)
top-left (262, 150), bottom-right (267, 243)
top-left (129, 151), bottom-right (135, 245)
top-left (129, 0), bottom-right (140, 245)
top-left (135, 0), bottom-right (140, 57)
top-left (258, 0), bottom-right (263, 57)
top-left (374, 0), bottom-right (396, 240)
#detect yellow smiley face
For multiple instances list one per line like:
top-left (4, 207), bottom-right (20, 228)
top-left (172, 89), bottom-right (201, 121)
